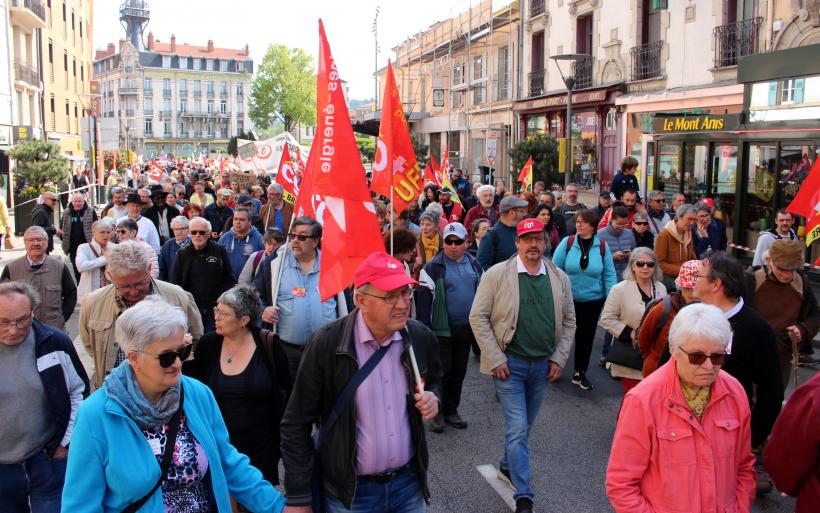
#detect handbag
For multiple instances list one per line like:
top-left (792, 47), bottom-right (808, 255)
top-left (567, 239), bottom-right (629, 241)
top-left (605, 336), bottom-right (644, 371)
top-left (122, 386), bottom-right (185, 513)
top-left (311, 345), bottom-right (390, 513)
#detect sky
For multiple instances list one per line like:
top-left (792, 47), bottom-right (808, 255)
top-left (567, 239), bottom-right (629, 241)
top-left (92, 0), bottom-right (481, 100)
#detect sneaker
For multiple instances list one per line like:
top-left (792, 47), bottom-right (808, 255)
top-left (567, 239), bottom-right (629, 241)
top-left (497, 467), bottom-right (515, 490)
top-left (444, 413), bottom-right (467, 429)
top-left (798, 353), bottom-right (818, 367)
top-left (514, 498), bottom-right (533, 513)
top-left (573, 372), bottom-right (594, 390)
top-left (429, 413), bottom-right (444, 433)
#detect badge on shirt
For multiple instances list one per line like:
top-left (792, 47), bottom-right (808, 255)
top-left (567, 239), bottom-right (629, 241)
top-left (292, 287), bottom-right (306, 297)
top-left (244, 243), bottom-right (254, 255)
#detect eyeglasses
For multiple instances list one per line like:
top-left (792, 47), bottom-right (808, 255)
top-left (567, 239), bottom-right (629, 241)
top-left (359, 287), bottom-right (414, 305)
top-left (113, 277), bottom-right (151, 292)
top-left (213, 307), bottom-right (236, 319)
top-left (444, 238), bottom-right (465, 246)
top-left (289, 233), bottom-right (315, 242)
top-left (634, 261), bottom-right (656, 268)
top-left (116, 229), bottom-right (130, 234)
top-left (189, 230), bottom-right (208, 236)
top-left (137, 343), bottom-right (193, 368)
top-left (24, 237), bottom-right (47, 243)
top-left (0, 314), bottom-right (33, 330)
top-left (678, 346), bottom-right (727, 366)
top-left (633, 221), bottom-right (649, 226)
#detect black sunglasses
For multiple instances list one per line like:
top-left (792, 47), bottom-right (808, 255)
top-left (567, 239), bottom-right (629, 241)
top-left (444, 238), bottom-right (465, 246)
top-left (678, 347), bottom-right (726, 366)
top-left (289, 233), bottom-right (315, 241)
top-left (633, 221), bottom-right (649, 226)
top-left (139, 344), bottom-right (193, 368)
top-left (189, 230), bottom-right (208, 235)
top-left (634, 261), bottom-right (656, 268)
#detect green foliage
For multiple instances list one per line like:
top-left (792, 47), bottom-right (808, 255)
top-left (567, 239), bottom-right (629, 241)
top-left (103, 149), bottom-right (129, 172)
top-left (356, 136), bottom-right (375, 163)
top-left (508, 134), bottom-right (560, 189)
top-left (411, 134), bottom-right (429, 168)
top-left (250, 44), bottom-right (316, 133)
top-left (8, 140), bottom-right (68, 198)
top-left (227, 130), bottom-right (258, 157)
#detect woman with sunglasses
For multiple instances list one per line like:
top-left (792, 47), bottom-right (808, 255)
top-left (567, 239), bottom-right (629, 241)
top-left (606, 303), bottom-right (756, 513)
top-left (115, 218), bottom-right (159, 278)
top-left (631, 211), bottom-right (654, 249)
top-left (599, 247), bottom-right (666, 395)
top-left (63, 297), bottom-right (286, 513)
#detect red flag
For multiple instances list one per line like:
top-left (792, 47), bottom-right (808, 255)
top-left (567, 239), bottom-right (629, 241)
top-left (517, 156), bottom-right (533, 191)
top-left (423, 163), bottom-right (442, 188)
top-left (275, 144), bottom-right (299, 205)
top-left (786, 157), bottom-right (820, 247)
top-left (310, 20), bottom-right (385, 300)
top-left (370, 61), bottom-right (423, 211)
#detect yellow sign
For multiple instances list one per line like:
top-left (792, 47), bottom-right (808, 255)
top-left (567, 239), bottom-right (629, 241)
top-left (558, 138), bottom-right (567, 174)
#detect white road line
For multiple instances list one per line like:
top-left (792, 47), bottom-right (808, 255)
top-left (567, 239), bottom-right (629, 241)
top-left (476, 464), bottom-right (516, 510)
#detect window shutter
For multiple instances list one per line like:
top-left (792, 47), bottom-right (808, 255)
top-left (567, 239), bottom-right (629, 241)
top-left (794, 78), bottom-right (805, 103)
top-left (768, 81), bottom-right (777, 106)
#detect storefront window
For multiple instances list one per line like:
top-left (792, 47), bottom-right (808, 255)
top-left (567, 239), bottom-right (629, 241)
top-left (683, 143), bottom-right (708, 202)
top-left (746, 144), bottom-right (778, 251)
top-left (712, 145), bottom-right (738, 244)
top-left (570, 111), bottom-right (598, 191)
top-left (526, 115), bottom-right (546, 137)
top-left (656, 143), bottom-right (680, 204)
top-left (779, 144), bottom-right (818, 264)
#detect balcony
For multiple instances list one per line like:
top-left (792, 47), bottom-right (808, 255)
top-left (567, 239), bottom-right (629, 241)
top-left (193, 90), bottom-right (202, 98)
top-left (714, 17), bottom-right (763, 68)
top-left (630, 41), bottom-right (664, 81)
top-left (162, 109), bottom-right (172, 117)
top-left (163, 89), bottom-right (172, 97)
top-left (236, 90), bottom-right (244, 98)
top-left (119, 83), bottom-right (139, 95)
top-left (220, 89), bottom-right (228, 98)
top-left (125, 109), bottom-right (135, 117)
top-left (143, 88), bottom-right (153, 96)
top-left (572, 59), bottom-right (593, 90)
top-left (207, 90), bottom-right (215, 98)
top-left (179, 89), bottom-right (188, 97)
top-left (194, 131), bottom-right (203, 139)
top-left (528, 69), bottom-right (545, 97)
top-left (10, 0), bottom-right (46, 31)
top-left (14, 60), bottom-right (39, 87)
top-left (530, 0), bottom-right (545, 18)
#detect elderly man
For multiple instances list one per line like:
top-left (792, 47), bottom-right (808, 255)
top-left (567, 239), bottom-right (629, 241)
top-left (60, 192), bottom-right (97, 281)
top-left (136, 187), bottom-right (152, 208)
top-left (645, 190), bottom-right (671, 235)
top-left (80, 241), bottom-right (203, 389)
top-left (219, 206), bottom-right (264, 279)
top-left (469, 218), bottom-right (576, 513)
top-left (158, 215), bottom-right (191, 281)
top-left (261, 183), bottom-right (294, 233)
top-left (101, 187), bottom-right (127, 220)
top-left (556, 183), bottom-right (587, 236)
top-left (463, 184), bottom-right (500, 231)
top-left (171, 216), bottom-right (236, 332)
top-left (668, 192), bottom-right (686, 220)
top-left (205, 188), bottom-right (234, 239)
top-left (476, 195), bottom-right (529, 271)
top-left (116, 192), bottom-right (160, 253)
top-left (692, 200), bottom-right (728, 258)
top-left (0, 282), bottom-right (89, 512)
top-left (0, 227), bottom-right (76, 331)
top-left (280, 251), bottom-right (442, 513)
top-left (31, 191), bottom-right (63, 254)
top-left (142, 184), bottom-right (181, 245)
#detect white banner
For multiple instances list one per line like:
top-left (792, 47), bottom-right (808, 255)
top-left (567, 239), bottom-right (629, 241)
top-left (236, 132), bottom-right (309, 174)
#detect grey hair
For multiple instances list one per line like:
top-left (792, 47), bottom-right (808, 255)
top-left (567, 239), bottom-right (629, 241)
top-left (675, 204), bottom-right (697, 219)
top-left (217, 284), bottom-right (262, 326)
top-left (106, 240), bottom-right (153, 275)
top-left (623, 247), bottom-right (663, 282)
top-left (0, 282), bottom-right (40, 310)
top-left (24, 226), bottom-right (48, 238)
top-left (476, 184), bottom-right (494, 196)
top-left (92, 218), bottom-right (115, 232)
top-left (170, 215), bottom-right (189, 229)
top-left (424, 202), bottom-right (443, 219)
top-left (668, 303), bottom-right (733, 350)
top-left (291, 216), bottom-right (322, 239)
top-left (268, 183), bottom-right (284, 193)
top-left (418, 211), bottom-right (440, 227)
top-left (116, 218), bottom-right (138, 233)
top-left (649, 190), bottom-right (665, 200)
top-left (633, 211), bottom-right (649, 222)
top-left (116, 296), bottom-right (188, 353)
top-left (189, 216), bottom-right (212, 232)
top-left (696, 202), bottom-right (713, 214)
top-left (217, 188), bottom-right (233, 197)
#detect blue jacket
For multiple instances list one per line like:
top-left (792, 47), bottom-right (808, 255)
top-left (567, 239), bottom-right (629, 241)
top-left (219, 228), bottom-right (265, 279)
top-left (158, 236), bottom-right (190, 282)
top-left (596, 225), bottom-right (636, 281)
top-left (552, 235), bottom-right (617, 302)
top-left (609, 171), bottom-right (640, 200)
top-left (63, 376), bottom-right (286, 513)
top-left (476, 220), bottom-right (518, 271)
top-left (416, 251), bottom-right (482, 336)
top-left (32, 320), bottom-right (90, 452)
top-left (692, 218), bottom-right (728, 258)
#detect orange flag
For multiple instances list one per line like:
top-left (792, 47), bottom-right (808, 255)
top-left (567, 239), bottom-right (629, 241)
top-left (311, 20), bottom-right (385, 300)
top-left (275, 144), bottom-right (299, 205)
top-left (371, 60), bottom-right (423, 211)
top-left (517, 156), bottom-right (533, 191)
top-left (423, 163), bottom-right (441, 188)
top-left (786, 157), bottom-right (820, 247)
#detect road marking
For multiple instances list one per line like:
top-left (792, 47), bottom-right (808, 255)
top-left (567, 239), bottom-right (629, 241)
top-left (476, 464), bottom-right (516, 510)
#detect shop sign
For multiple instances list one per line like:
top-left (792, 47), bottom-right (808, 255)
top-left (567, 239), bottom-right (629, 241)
top-left (13, 125), bottom-right (33, 142)
top-left (514, 90), bottom-right (608, 111)
top-left (653, 114), bottom-right (739, 134)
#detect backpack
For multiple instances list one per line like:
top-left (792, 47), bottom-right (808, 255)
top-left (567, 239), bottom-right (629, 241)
top-left (566, 234), bottom-right (607, 259)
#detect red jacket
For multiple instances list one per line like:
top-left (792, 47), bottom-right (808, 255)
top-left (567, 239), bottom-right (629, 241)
top-left (764, 372), bottom-right (820, 513)
top-left (606, 359), bottom-right (756, 513)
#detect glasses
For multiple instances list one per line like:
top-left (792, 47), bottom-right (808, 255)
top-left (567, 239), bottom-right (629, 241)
top-left (213, 307), bottom-right (236, 319)
top-left (189, 230), bottom-right (208, 236)
top-left (359, 287), bottom-right (414, 305)
top-left (444, 238), bottom-right (465, 246)
top-left (289, 233), bottom-right (315, 242)
top-left (678, 347), bottom-right (726, 366)
top-left (44, 197), bottom-right (57, 202)
top-left (0, 314), bottom-right (33, 330)
top-left (24, 237), bottom-right (47, 243)
top-left (138, 343), bottom-right (193, 368)
top-left (651, 198), bottom-right (664, 203)
top-left (633, 221), bottom-right (649, 226)
top-left (113, 277), bottom-right (151, 293)
top-left (172, 227), bottom-right (189, 231)
top-left (634, 261), bottom-right (656, 268)
top-left (116, 229), bottom-right (130, 234)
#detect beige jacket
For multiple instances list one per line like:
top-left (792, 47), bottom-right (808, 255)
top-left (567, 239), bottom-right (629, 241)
top-left (79, 279), bottom-right (204, 388)
top-left (469, 255), bottom-right (576, 375)
top-left (655, 220), bottom-right (695, 277)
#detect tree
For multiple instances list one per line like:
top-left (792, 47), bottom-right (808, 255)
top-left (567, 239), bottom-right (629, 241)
top-left (411, 134), bottom-right (429, 169)
top-left (8, 140), bottom-right (68, 199)
top-left (103, 149), bottom-right (129, 172)
top-left (508, 134), bottom-right (560, 189)
top-left (227, 130), bottom-right (258, 157)
top-left (356, 135), bottom-right (375, 164)
top-left (250, 44), bottom-right (315, 133)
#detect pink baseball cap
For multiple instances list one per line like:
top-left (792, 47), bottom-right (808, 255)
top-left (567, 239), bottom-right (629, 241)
top-left (675, 260), bottom-right (701, 289)
top-left (517, 218), bottom-right (545, 237)
top-left (353, 252), bottom-right (418, 290)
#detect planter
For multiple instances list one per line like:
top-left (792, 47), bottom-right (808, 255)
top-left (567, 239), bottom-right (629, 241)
top-left (13, 199), bottom-right (37, 236)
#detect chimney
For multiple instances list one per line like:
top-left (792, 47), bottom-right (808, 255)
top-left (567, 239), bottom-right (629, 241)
top-left (244, 44), bottom-right (249, 56)
top-left (170, 35), bottom-right (176, 53)
top-left (147, 32), bottom-right (154, 51)
top-left (207, 40), bottom-right (214, 53)
top-left (107, 42), bottom-right (115, 54)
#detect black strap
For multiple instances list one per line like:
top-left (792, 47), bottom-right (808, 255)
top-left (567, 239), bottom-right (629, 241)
top-left (313, 345), bottom-right (390, 450)
top-left (122, 386), bottom-right (185, 513)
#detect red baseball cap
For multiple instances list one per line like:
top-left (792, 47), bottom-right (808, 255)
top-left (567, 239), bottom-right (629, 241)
top-left (699, 198), bottom-right (715, 209)
top-left (516, 218), bottom-right (545, 237)
top-left (353, 252), bottom-right (419, 290)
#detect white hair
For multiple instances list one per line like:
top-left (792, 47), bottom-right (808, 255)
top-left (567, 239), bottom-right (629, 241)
top-left (92, 218), bottom-right (115, 232)
top-left (116, 296), bottom-right (188, 353)
top-left (106, 241), bottom-right (153, 276)
top-left (476, 184), bottom-right (494, 196)
top-left (170, 215), bottom-right (189, 229)
top-left (189, 216), bottom-right (212, 231)
top-left (668, 303), bottom-right (733, 350)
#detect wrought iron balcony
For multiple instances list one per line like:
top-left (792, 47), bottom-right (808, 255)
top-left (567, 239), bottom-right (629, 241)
top-left (162, 89), bottom-right (172, 97)
top-left (630, 41), bottom-right (664, 81)
top-left (193, 89), bottom-right (202, 98)
top-left (530, 0), bottom-right (545, 18)
top-left (207, 90), bottom-right (215, 98)
top-left (14, 60), bottom-right (39, 86)
top-left (713, 17), bottom-right (763, 68)
top-left (10, 0), bottom-right (46, 27)
top-left (529, 69), bottom-right (545, 97)
top-left (572, 59), bottom-right (593, 90)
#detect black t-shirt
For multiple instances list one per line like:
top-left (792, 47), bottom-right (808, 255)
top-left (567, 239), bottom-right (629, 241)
top-left (210, 349), bottom-right (273, 433)
top-left (69, 207), bottom-right (87, 251)
top-left (187, 246), bottom-right (229, 307)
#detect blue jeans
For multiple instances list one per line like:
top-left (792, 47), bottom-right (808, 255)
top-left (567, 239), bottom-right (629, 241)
top-left (493, 355), bottom-right (550, 502)
top-left (601, 332), bottom-right (613, 358)
top-left (198, 306), bottom-right (215, 333)
top-left (0, 450), bottom-right (67, 513)
top-left (325, 464), bottom-right (426, 513)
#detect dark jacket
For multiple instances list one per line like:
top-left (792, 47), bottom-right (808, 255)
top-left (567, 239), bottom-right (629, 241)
top-left (633, 229), bottom-right (654, 249)
top-left (475, 220), bottom-right (518, 271)
top-left (31, 203), bottom-right (57, 254)
top-left (254, 251), bottom-right (278, 310)
top-left (60, 204), bottom-right (96, 254)
top-left (692, 218), bottom-right (728, 258)
top-left (158, 236), bottom-right (190, 282)
top-left (170, 240), bottom-right (236, 308)
top-left (609, 171), bottom-right (640, 200)
top-left (280, 312), bottom-right (442, 508)
top-left (205, 203), bottom-right (234, 237)
top-left (416, 251), bottom-right (482, 336)
top-left (142, 203), bottom-right (181, 245)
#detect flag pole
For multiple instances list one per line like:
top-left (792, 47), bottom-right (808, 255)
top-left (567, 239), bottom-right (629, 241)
top-left (389, 165), bottom-right (395, 256)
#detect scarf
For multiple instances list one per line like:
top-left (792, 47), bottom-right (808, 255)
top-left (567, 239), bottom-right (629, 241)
top-left (104, 361), bottom-right (181, 428)
top-left (680, 380), bottom-right (711, 421)
top-left (421, 233), bottom-right (441, 261)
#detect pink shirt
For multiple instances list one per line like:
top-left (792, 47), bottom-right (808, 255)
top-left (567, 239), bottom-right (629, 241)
top-left (353, 311), bottom-right (413, 476)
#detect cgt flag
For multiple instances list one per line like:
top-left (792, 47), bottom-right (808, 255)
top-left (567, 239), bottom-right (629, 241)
top-left (786, 156), bottom-right (820, 247)
top-left (275, 144), bottom-right (300, 204)
top-left (310, 20), bottom-right (385, 300)
top-left (518, 156), bottom-right (533, 192)
top-left (371, 60), bottom-right (423, 211)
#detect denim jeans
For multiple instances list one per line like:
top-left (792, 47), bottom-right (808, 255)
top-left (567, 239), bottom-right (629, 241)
top-left (0, 450), bottom-right (67, 513)
top-left (198, 306), bottom-right (215, 333)
top-left (325, 463), bottom-right (426, 513)
top-left (493, 354), bottom-right (550, 501)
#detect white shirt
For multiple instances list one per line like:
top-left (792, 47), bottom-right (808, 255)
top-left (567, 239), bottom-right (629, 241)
top-left (516, 255), bottom-right (546, 276)
top-left (723, 297), bottom-right (744, 354)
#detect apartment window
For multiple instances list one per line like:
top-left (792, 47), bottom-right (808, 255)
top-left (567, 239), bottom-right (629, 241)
top-left (144, 77), bottom-right (152, 93)
top-left (220, 81), bottom-right (227, 95)
top-left (179, 121), bottom-right (186, 136)
top-left (237, 120), bottom-right (244, 134)
top-left (452, 91), bottom-right (464, 109)
top-left (651, 0), bottom-right (668, 8)
top-left (80, 64), bottom-right (84, 81)
top-left (235, 61), bottom-right (243, 72)
top-left (177, 57), bottom-right (186, 70)
top-left (48, 40), bottom-right (53, 63)
top-left (236, 83), bottom-right (244, 96)
top-left (144, 99), bottom-right (153, 114)
top-left (452, 63), bottom-right (465, 85)
top-left (79, 20), bottom-right (83, 38)
top-left (193, 58), bottom-right (202, 70)
top-left (769, 79), bottom-right (805, 105)
top-left (179, 79), bottom-right (187, 94)
top-left (62, 2), bottom-right (66, 21)
top-left (163, 78), bottom-right (171, 93)
top-left (162, 56), bottom-right (171, 69)
top-left (206, 60), bottom-right (215, 71)
top-left (71, 11), bottom-right (74, 30)
top-left (496, 46), bottom-right (510, 100)
top-left (63, 53), bottom-right (68, 71)
top-left (472, 55), bottom-right (485, 80)
top-left (163, 98), bottom-right (171, 113)
top-left (50, 95), bottom-right (55, 114)
top-left (220, 60), bottom-right (228, 72)
top-left (72, 58), bottom-right (76, 77)
top-left (207, 81), bottom-right (215, 93)
top-left (74, 103), bottom-right (78, 133)
top-left (164, 121), bottom-right (171, 136)
top-left (145, 119), bottom-right (152, 134)
top-left (220, 100), bottom-right (227, 114)
top-left (207, 101), bottom-right (214, 114)
top-left (180, 99), bottom-right (187, 113)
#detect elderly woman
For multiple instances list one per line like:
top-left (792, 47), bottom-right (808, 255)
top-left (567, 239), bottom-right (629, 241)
top-left (599, 247), bottom-right (667, 394)
top-left (418, 210), bottom-right (443, 263)
top-left (63, 297), bottom-right (286, 512)
top-left (159, 216), bottom-right (191, 282)
top-left (631, 211), bottom-right (654, 249)
top-left (75, 219), bottom-right (117, 305)
top-left (116, 218), bottom-right (159, 278)
top-left (606, 303), bottom-right (756, 513)
top-left (238, 228), bottom-right (286, 285)
top-left (183, 285), bottom-right (291, 492)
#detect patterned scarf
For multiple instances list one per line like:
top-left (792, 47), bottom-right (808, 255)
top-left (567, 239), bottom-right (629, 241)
top-left (680, 380), bottom-right (711, 421)
top-left (104, 361), bottom-right (181, 428)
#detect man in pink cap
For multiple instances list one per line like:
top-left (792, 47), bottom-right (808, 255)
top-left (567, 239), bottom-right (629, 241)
top-left (281, 251), bottom-right (442, 513)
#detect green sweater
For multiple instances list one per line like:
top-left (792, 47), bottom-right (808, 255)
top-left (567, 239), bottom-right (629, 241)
top-left (507, 272), bottom-right (556, 360)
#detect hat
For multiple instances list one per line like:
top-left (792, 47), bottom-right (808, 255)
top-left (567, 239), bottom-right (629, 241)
top-left (236, 194), bottom-right (253, 205)
top-left (769, 239), bottom-right (804, 270)
top-left (353, 251), bottom-right (419, 290)
top-left (675, 260), bottom-right (700, 289)
top-left (500, 195), bottom-right (529, 213)
top-left (123, 193), bottom-right (143, 205)
top-left (149, 184), bottom-right (165, 197)
top-left (516, 218), bottom-right (545, 237)
top-left (438, 187), bottom-right (454, 196)
top-left (699, 198), bottom-right (715, 209)
top-left (442, 222), bottom-right (467, 241)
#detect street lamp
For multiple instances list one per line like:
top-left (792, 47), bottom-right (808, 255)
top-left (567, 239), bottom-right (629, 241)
top-left (550, 53), bottom-right (591, 188)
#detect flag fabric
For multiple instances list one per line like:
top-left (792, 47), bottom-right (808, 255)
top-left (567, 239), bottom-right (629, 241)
top-left (309, 20), bottom-right (385, 300)
top-left (431, 154), bottom-right (462, 206)
top-left (786, 156), bottom-right (820, 247)
top-left (423, 163), bottom-right (442, 188)
top-left (518, 156), bottom-right (534, 191)
top-left (275, 143), bottom-right (300, 205)
top-left (370, 60), bottom-right (424, 211)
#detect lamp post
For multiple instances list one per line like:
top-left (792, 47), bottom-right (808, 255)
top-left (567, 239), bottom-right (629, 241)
top-left (550, 54), bottom-right (590, 188)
